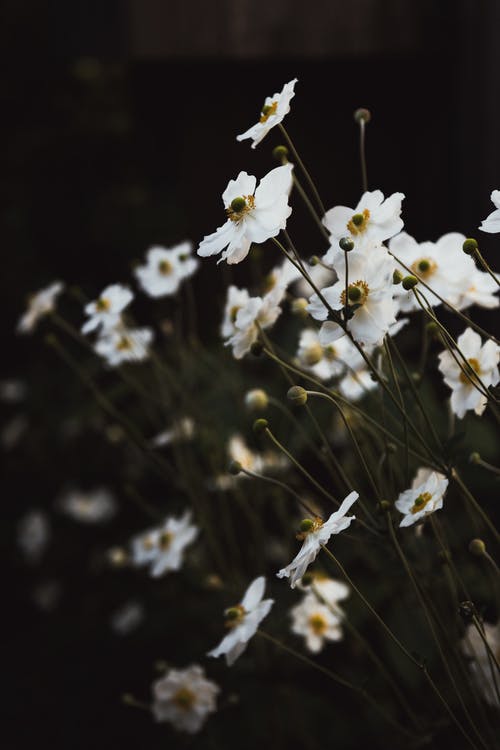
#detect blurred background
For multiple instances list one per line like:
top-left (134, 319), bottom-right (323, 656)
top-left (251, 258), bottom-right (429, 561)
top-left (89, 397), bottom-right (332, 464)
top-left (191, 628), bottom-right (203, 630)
top-left (3, 1), bottom-right (499, 748)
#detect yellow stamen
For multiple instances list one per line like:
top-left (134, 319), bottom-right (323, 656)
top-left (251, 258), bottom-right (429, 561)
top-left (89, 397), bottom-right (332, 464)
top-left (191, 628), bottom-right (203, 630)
top-left (411, 257), bottom-right (437, 279)
top-left (340, 280), bottom-right (370, 307)
top-left (410, 492), bottom-right (432, 514)
top-left (347, 208), bottom-right (370, 235)
top-left (96, 297), bottom-right (110, 312)
top-left (296, 516), bottom-right (323, 541)
top-left (459, 357), bottom-right (481, 385)
top-left (158, 259), bottom-right (173, 276)
top-left (117, 336), bottom-right (132, 351)
top-left (172, 687), bottom-right (196, 711)
top-left (260, 101), bottom-right (278, 123)
top-left (224, 603), bottom-right (246, 628)
top-left (309, 613), bottom-right (328, 636)
top-left (226, 194), bottom-right (255, 223)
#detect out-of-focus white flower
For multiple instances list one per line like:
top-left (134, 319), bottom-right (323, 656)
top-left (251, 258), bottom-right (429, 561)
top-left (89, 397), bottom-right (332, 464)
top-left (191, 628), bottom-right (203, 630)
top-left (277, 492), bottom-right (358, 588)
top-left (308, 245), bottom-right (396, 347)
top-left (135, 243), bottom-right (198, 298)
top-left (236, 79), bottom-right (298, 148)
top-left (395, 468), bottom-right (448, 527)
top-left (18, 510), bottom-right (50, 563)
top-left (297, 328), bottom-right (345, 380)
top-left (221, 286), bottom-right (251, 339)
top-left (197, 165), bottom-right (293, 265)
top-left (58, 487), bottom-right (117, 523)
top-left (212, 434), bottom-right (288, 490)
top-left (455, 267), bottom-right (499, 311)
top-left (225, 286), bottom-right (283, 359)
top-left (17, 281), bottom-right (64, 334)
top-left (131, 511), bottom-right (198, 578)
top-left (208, 576), bottom-right (274, 665)
top-left (110, 600), bottom-right (144, 635)
top-left (95, 325), bottom-right (153, 367)
top-left (479, 190), bottom-right (500, 234)
top-left (1, 414), bottom-right (28, 450)
top-left (290, 592), bottom-right (344, 653)
top-left (0, 380), bottom-right (26, 403)
top-left (294, 262), bottom-right (336, 298)
top-left (152, 417), bottom-right (195, 447)
top-left (152, 665), bottom-right (219, 733)
top-left (263, 257), bottom-right (302, 296)
top-left (438, 328), bottom-right (499, 419)
top-left (461, 621), bottom-right (500, 707)
top-left (323, 190), bottom-right (404, 254)
top-left (298, 573), bottom-right (350, 607)
top-left (82, 284), bottom-right (133, 334)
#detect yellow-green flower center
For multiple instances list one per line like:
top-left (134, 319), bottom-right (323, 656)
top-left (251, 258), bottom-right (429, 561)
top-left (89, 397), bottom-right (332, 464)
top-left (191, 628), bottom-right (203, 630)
top-left (158, 259), bottom-right (173, 276)
top-left (340, 280), bottom-right (370, 307)
top-left (309, 612), bottom-right (328, 636)
top-left (260, 101), bottom-right (278, 123)
top-left (459, 357), bottom-right (481, 385)
top-left (347, 209), bottom-right (370, 235)
top-left (117, 336), bottom-right (132, 351)
top-left (96, 297), bottom-right (110, 312)
top-left (226, 194), bottom-right (256, 222)
top-left (173, 687), bottom-right (196, 711)
top-left (411, 257), bottom-right (437, 279)
top-left (410, 491), bottom-right (432, 514)
top-left (225, 603), bottom-right (246, 628)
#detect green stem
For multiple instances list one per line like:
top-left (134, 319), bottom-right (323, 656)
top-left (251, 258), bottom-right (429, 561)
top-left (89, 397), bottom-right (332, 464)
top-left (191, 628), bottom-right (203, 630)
top-left (278, 124), bottom-right (326, 216)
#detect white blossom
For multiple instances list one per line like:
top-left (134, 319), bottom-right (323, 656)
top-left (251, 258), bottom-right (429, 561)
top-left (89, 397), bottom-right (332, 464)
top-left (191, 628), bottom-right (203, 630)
top-left (236, 79), bottom-right (298, 148)
top-left (152, 417), bottom-right (195, 447)
top-left (152, 664), bottom-right (219, 733)
top-left (479, 190), bottom-right (500, 234)
top-left (95, 325), bottom-right (153, 367)
top-left (135, 243), bottom-right (198, 298)
top-left (225, 286), bottom-right (283, 359)
top-left (197, 165), bottom-right (293, 265)
top-left (17, 281), bottom-right (64, 334)
top-left (277, 492), bottom-right (358, 588)
top-left (461, 622), bottom-right (500, 707)
top-left (58, 487), bottom-right (117, 523)
top-left (208, 576), bottom-right (274, 665)
top-left (290, 592), bottom-right (344, 653)
top-left (438, 328), bottom-right (499, 419)
top-left (82, 284), bottom-right (133, 334)
top-left (17, 510), bottom-right (50, 563)
top-left (395, 468), bottom-right (448, 527)
top-left (221, 286), bottom-right (251, 339)
top-left (131, 511), bottom-right (198, 578)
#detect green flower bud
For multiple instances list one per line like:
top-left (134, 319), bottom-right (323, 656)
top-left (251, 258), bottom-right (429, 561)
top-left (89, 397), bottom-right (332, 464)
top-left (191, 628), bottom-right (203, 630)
top-left (469, 451), bottom-right (481, 464)
top-left (354, 107), bottom-right (372, 124)
top-left (462, 238), bottom-right (478, 256)
top-left (339, 237), bottom-right (355, 252)
top-left (309, 255), bottom-right (320, 266)
top-left (230, 196), bottom-right (247, 213)
top-left (468, 538), bottom-right (486, 556)
top-left (287, 385), bottom-right (308, 406)
top-left (253, 418), bottom-right (269, 435)
top-left (377, 500), bottom-right (392, 513)
top-left (244, 389), bottom-right (268, 412)
top-left (299, 518), bottom-right (315, 533)
top-left (272, 145), bottom-right (289, 162)
top-left (393, 269), bottom-right (403, 284)
top-left (402, 275), bottom-right (419, 290)
top-left (229, 460), bottom-right (242, 475)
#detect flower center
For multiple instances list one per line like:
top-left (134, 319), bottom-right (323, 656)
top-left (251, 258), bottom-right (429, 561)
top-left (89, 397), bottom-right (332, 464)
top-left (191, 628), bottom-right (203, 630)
top-left (459, 357), bottom-right (481, 385)
top-left (225, 603), bottom-right (246, 628)
top-left (324, 345), bottom-right (337, 361)
top-left (172, 687), bottom-right (196, 711)
top-left (260, 101), bottom-right (278, 123)
top-left (117, 336), bottom-right (132, 351)
top-left (410, 491), bottom-right (432, 514)
top-left (411, 257), bottom-right (437, 279)
top-left (297, 516), bottom-right (324, 540)
top-left (302, 342), bottom-right (323, 366)
top-left (340, 280), bottom-right (370, 307)
top-left (347, 209), bottom-right (370, 235)
top-left (158, 259), bottom-right (173, 276)
top-left (159, 531), bottom-right (174, 550)
top-left (309, 613), bottom-right (328, 636)
top-left (142, 534), bottom-right (156, 551)
top-left (96, 297), bottom-right (110, 312)
top-left (226, 194), bottom-right (256, 222)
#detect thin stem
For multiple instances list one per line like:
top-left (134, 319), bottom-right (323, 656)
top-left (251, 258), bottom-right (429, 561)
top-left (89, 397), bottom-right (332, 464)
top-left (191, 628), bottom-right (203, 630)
top-left (278, 124), bottom-right (326, 216)
top-left (291, 172), bottom-right (330, 241)
top-left (474, 249), bottom-right (500, 288)
top-left (451, 470), bottom-right (499, 543)
top-left (239, 467), bottom-right (317, 517)
top-left (358, 117), bottom-right (368, 193)
top-left (384, 337), bottom-right (409, 485)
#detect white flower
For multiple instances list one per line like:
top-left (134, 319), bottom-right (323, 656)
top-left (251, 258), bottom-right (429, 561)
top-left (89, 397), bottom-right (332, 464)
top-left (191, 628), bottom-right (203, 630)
top-left (225, 286), bottom-right (283, 359)
top-left (17, 281), bottom-right (64, 334)
top-left (300, 574), bottom-right (350, 607)
top-left (479, 190), bottom-right (500, 233)
top-left (212, 434), bottom-right (288, 490)
top-left (110, 600), bottom-right (144, 635)
top-left (323, 190), bottom-right (404, 255)
top-left (197, 165), bottom-right (293, 265)
top-left (263, 257), bottom-right (302, 295)
top-left (308, 245), bottom-right (396, 347)
top-left (290, 592), bottom-right (344, 653)
top-left (131, 511), bottom-right (198, 578)
top-left (82, 284), bottom-right (133, 334)
top-left (17, 511), bottom-right (50, 563)
top-left (135, 243), bottom-right (198, 298)
top-left (395, 468), bottom-right (448, 527)
top-left (221, 286), bottom-right (251, 339)
top-left (208, 576), bottom-right (274, 666)
top-left (152, 664), bottom-right (219, 733)
top-left (461, 621), bottom-right (500, 707)
top-left (236, 78), bottom-right (298, 149)
top-left (437, 328), bottom-right (500, 419)
top-left (277, 491), bottom-right (358, 588)
top-left (455, 266), bottom-right (499, 311)
top-left (95, 325), bottom-right (153, 367)
top-left (294, 262), bottom-right (335, 298)
top-left (152, 417), bottom-right (195, 447)
top-left (58, 487), bottom-right (117, 523)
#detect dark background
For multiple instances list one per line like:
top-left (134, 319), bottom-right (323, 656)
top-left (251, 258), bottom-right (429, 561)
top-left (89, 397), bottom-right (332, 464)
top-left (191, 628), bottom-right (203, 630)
top-left (3, 2), bottom-right (500, 748)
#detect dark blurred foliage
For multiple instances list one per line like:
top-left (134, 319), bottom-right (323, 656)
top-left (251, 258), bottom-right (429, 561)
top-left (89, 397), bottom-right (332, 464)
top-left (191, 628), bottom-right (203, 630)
top-left (2, 3), bottom-right (500, 750)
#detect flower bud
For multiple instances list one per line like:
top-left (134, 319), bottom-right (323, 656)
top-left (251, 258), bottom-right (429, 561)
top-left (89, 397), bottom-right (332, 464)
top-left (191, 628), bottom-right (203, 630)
top-left (354, 107), bottom-right (372, 124)
top-left (392, 269), bottom-right (403, 285)
top-left (468, 538), bottom-right (486, 556)
top-left (108, 546), bottom-right (128, 567)
top-left (272, 145), bottom-right (289, 162)
top-left (291, 297), bottom-right (309, 317)
top-left (402, 275), bottom-right (418, 290)
top-left (309, 255), bottom-right (320, 266)
top-left (469, 451), bottom-right (481, 464)
top-left (339, 237), bottom-right (355, 252)
top-left (287, 385), bottom-right (308, 406)
top-left (299, 518), bottom-right (315, 533)
top-left (253, 418), bottom-right (269, 435)
top-left (250, 341), bottom-right (263, 356)
top-left (230, 196), bottom-right (246, 213)
top-left (462, 238), bottom-right (478, 256)
top-left (386, 442), bottom-right (397, 454)
top-left (377, 499), bottom-right (392, 513)
top-left (244, 388), bottom-right (268, 412)
top-left (302, 343), bottom-right (323, 366)
top-left (228, 460), bottom-right (242, 475)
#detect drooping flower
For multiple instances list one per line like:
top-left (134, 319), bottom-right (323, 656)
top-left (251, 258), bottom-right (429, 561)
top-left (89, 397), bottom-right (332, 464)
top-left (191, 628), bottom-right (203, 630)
top-left (461, 621), bottom-right (500, 707)
top-left (58, 487), bottom-right (117, 523)
top-left (197, 165), bottom-right (293, 265)
top-left (277, 492), bottom-right (358, 588)
top-left (236, 79), bottom-right (298, 149)
top-left (479, 190), bottom-right (500, 234)
top-left (208, 576), bottom-right (274, 666)
top-left (94, 325), bottom-right (153, 367)
top-left (290, 592), bottom-right (344, 653)
top-left (131, 511), bottom-right (198, 578)
top-left (395, 468), bottom-right (449, 527)
top-left (134, 243), bottom-right (198, 298)
top-left (308, 245), bottom-right (396, 347)
top-left (82, 284), bottom-right (133, 334)
top-left (323, 190), bottom-right (404, 255)
top-left (225, 286), bottom-right (284, 359)
top-left (17, 281), bottom-right (64, 334)
top-left (152, 665), bottom-right (219, 733)
top-left (17, 510), bottom-right (50, 563)
top-left (437, 328), bottom-right (499, 419)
